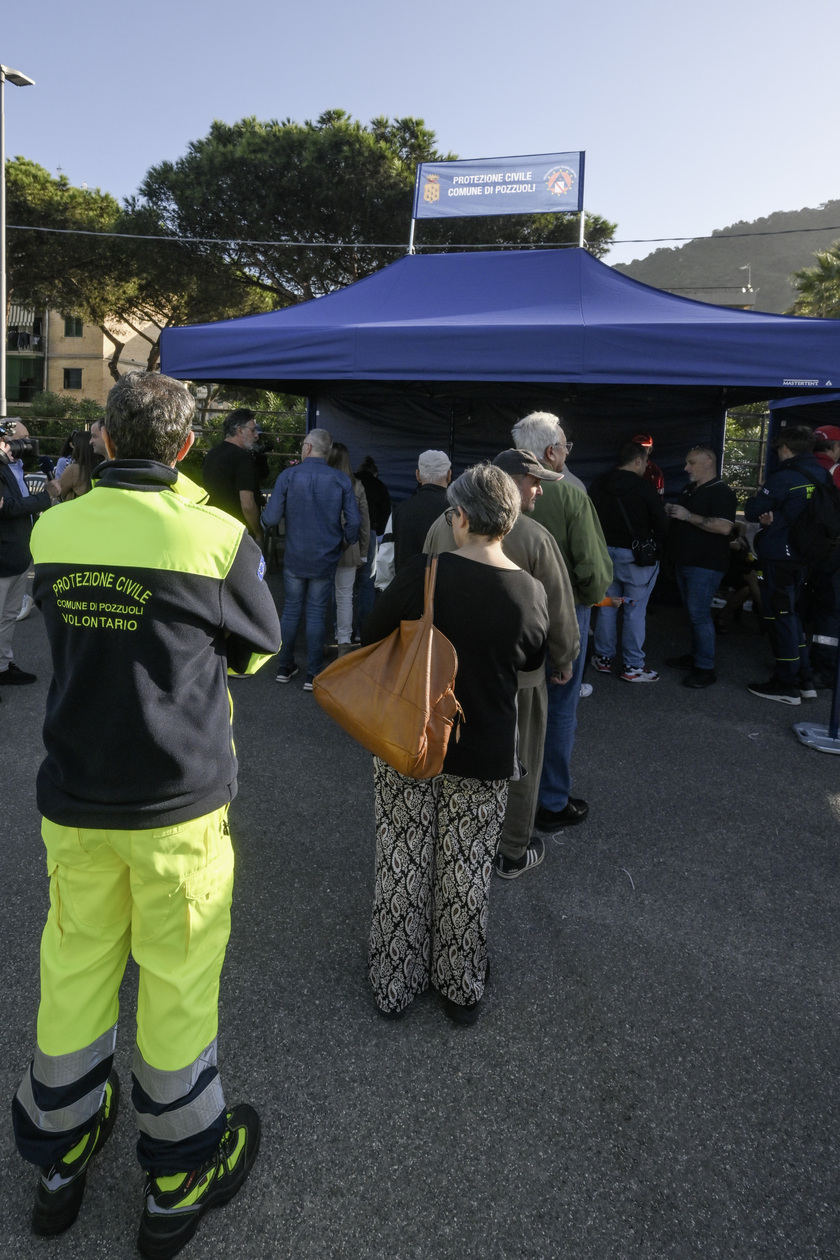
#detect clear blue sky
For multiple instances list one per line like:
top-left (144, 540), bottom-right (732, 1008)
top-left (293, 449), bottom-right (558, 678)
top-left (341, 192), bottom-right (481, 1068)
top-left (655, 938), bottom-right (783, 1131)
top-left (4, 0), bottom-right (839, 269)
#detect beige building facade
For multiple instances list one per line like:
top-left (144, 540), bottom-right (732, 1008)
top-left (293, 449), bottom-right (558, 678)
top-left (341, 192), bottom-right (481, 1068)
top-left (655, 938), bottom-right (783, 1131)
top-left (7, 306), bottom-right (158, 407)
top-left (45, 312), bottom-right (156, 404)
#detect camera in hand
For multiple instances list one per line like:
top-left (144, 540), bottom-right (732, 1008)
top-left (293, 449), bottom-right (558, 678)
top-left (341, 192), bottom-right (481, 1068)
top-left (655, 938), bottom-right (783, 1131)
top-left (0, 421), bottom-right (39, 464)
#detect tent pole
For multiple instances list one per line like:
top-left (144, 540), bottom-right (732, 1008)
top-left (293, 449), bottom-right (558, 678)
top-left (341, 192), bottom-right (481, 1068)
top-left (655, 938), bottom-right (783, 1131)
top-left (579, 208), bottom-right (585, 249)
top-left (408, 219), bottom-right (416, 255)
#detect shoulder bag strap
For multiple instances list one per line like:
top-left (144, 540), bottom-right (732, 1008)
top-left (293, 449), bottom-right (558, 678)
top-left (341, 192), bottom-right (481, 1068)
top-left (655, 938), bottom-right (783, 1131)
top-left (423, 553), bottom-right (439, 623)
top-left (614, 497), bottom-right (636, 538)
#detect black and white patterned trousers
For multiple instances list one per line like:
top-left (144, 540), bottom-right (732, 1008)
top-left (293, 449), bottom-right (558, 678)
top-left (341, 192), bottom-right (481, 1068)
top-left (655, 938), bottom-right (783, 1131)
top-left (369, 757), bottom-right (509, 1015)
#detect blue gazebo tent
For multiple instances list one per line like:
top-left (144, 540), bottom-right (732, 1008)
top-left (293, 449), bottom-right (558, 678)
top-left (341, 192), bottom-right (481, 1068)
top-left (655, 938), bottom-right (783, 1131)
top-left (161, 248), bottom-right (840, 496)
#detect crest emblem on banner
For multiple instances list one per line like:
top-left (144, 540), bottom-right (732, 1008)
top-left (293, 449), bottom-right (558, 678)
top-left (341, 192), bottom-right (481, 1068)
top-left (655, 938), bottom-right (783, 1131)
top-left (423, 174), bottom-right (440, 204)
top-left (544, 166), bottom-right (576, 197)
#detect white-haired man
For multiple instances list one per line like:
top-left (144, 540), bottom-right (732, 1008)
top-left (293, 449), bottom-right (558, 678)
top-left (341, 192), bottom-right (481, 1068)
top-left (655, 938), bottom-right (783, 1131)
top-left (511, 411), bottom-right (612, 832)
top-left (376, 449), bottom-right (452, 589)
top-left (521, 411), bottom-right (586, 490)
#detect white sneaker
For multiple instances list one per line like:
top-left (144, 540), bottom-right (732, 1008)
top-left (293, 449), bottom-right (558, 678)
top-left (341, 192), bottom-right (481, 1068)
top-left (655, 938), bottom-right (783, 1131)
top-left (579, 682), bottom-right (593, 698)
top-left (16, 594), bottom-right (32, 621)
top-left (621, 666), bottom-right (660, 683)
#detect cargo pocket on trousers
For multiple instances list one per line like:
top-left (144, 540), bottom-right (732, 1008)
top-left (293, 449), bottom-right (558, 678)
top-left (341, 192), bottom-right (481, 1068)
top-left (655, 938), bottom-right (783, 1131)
top-left (47, 860), bottom-right (63, 940)
top-left (183, 851), bottom-right (235, 958)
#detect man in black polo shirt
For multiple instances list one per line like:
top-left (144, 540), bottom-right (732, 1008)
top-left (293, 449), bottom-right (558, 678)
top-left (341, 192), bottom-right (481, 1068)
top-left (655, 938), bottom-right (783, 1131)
top-left (665, 446), bottom-right (737, 688)
top-left (375, 449), bottom-right (451, 588)
top-left (201, 410), bottom-right (263, 545)
top-left (392, 449), bottom-right (451, 572)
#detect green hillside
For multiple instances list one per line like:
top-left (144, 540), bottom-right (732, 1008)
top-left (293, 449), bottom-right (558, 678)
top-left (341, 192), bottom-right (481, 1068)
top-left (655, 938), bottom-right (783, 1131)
top-left (614, 202), bottom-right (840, 313)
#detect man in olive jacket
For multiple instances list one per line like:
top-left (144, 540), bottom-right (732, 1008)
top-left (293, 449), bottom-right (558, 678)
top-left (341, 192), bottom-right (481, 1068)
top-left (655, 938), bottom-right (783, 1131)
top-left (511, 411), bottom-right (612, 833)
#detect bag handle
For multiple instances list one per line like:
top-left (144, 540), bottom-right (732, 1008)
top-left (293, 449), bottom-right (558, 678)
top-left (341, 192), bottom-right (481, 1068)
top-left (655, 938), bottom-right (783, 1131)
top-left (423, 553), bottom-right (439, 623)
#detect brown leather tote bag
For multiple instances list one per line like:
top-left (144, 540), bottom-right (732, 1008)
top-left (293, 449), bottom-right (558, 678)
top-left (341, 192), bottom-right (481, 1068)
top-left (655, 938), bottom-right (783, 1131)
top-left (313, 554), bottom-right (464, 778)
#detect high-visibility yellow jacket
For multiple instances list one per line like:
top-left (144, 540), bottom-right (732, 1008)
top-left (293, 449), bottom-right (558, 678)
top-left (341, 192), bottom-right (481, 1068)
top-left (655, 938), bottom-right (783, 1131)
top-left (31, 460), bottom-right (281, 829)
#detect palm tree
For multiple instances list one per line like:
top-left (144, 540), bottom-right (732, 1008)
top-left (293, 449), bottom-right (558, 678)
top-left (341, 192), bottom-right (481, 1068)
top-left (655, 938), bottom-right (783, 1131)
top-left (790, 243), bottom-right (840, 317)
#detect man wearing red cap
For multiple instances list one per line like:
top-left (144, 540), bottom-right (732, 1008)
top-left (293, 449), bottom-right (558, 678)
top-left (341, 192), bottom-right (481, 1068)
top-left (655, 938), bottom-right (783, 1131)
top-left (813, 426), bottom-right (840, 490)
top-left (634, 434), bottom-right (665, 497)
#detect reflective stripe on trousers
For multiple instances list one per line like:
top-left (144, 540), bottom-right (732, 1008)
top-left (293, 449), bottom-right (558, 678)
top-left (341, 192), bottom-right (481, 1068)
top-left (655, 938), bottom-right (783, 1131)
top-left (14, 1024), bottom-right (117, 1164)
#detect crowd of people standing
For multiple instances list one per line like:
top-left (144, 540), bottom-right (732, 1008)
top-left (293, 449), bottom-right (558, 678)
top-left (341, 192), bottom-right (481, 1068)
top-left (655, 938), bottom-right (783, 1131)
top-left (2, 377), bottom-right (839, 1258)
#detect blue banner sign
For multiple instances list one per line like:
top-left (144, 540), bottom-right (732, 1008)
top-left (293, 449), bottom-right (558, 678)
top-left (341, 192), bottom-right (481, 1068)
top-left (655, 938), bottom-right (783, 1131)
top-left (412, 151), bottom-right (584, 220)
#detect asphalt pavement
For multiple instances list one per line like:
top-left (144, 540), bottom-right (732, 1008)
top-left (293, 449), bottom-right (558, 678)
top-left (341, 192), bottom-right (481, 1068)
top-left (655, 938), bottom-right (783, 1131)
top-left (1, 584), bottom-right (838, 1260)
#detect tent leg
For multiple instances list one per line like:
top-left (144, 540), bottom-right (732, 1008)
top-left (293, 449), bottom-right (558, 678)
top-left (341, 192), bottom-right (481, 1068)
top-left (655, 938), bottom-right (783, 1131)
top-left (793, 633), bottom-right (840, 752)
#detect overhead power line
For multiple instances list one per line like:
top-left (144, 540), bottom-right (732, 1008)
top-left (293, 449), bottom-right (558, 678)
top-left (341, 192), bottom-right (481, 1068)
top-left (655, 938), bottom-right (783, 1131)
top-left (6, 224), bottom-right (404, 247)
top-left (7, 222), bottom-right (840, 249)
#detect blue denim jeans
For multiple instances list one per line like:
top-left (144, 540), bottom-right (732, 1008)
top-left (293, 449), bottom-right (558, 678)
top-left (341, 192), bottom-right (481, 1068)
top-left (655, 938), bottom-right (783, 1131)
top-left (593, 547), bottom-right (658, 670)
top-left (537, 604), bottom-right (590, 813)
top-left (278, 571), bottom-right (334, 678)
top-left (675, 564), bottom-right (722, 670)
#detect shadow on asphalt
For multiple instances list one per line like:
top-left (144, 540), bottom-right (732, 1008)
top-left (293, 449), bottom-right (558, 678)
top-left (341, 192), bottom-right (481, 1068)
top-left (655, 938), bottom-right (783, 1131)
top-left (2, 587), bottom-right (837, 1258)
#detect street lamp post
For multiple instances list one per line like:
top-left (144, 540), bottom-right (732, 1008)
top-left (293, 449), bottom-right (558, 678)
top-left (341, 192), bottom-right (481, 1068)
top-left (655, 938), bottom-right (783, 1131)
top-left (1, 64), bottom-right (35, 420)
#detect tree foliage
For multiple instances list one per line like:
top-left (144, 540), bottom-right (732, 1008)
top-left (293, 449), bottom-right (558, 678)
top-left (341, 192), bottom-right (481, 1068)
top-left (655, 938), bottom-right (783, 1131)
top-left (8, 114), bottom-right (617, 382)
top-left (134, 111), bottom-right (616, 305)
top-left (6, 157), bottom-right (270, 378)
top-left (7, 158), bottom-right (127, 325)
top-left (26, 390), bottom-right (105, 421)
top-left (133, 111), bottom-right (452, 304)
top-left (790, 242), bottom-right (840, 318)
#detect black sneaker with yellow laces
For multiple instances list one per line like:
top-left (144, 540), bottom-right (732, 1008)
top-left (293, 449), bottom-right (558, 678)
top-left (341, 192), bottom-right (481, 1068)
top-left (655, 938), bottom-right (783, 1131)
top-left (137, 1103), bottom-right (261, 1260)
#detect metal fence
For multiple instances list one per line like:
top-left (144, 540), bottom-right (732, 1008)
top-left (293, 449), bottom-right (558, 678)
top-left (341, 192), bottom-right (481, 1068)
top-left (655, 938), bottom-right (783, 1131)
top-left (722, 408), bottom-right (769, 505)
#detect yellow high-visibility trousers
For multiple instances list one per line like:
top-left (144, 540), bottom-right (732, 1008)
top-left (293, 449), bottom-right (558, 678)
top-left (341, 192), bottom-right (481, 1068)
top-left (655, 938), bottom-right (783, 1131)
top-left (15, 806), bottom-right (234, 1170)
top-left (38, 806), bottom-right (234, 1070)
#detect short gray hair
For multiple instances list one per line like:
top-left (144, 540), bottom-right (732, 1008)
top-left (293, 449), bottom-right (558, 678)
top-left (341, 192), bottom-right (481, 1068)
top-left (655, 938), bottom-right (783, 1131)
top-left (511, 411), bottom-right (562, 461)
top-left (105, 372), bottom-right (195, 464)
top-left (446, 462), bottom-right (519, 540)
top-left (306, 427), bottom-right (332, 457)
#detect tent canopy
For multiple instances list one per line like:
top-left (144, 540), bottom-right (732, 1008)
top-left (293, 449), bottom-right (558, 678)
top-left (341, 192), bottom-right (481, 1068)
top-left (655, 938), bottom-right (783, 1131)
top-left (161, 249), bottom-right (840, 496)
top-left (161, 248), bottom-right (840, 391)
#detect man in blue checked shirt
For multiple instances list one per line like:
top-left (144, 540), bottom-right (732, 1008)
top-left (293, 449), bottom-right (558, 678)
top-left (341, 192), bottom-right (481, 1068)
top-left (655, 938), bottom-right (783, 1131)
top-left (263, 428), bottom-right (360, 690)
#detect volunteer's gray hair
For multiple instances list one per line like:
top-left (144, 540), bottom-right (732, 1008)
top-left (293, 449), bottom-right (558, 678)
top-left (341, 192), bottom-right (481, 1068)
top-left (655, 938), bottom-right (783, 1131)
top-left (105, 372), bottom-right (195, 464)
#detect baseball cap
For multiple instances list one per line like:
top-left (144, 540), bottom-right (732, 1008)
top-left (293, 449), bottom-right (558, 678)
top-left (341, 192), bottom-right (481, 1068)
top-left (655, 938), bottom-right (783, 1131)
top-left (493, 449), bottom-right (563, 481)
top-left (633, 433), bottom-right (654, 447)
top-left (417, 450), bottom-right (451, 480)
top-left (814, 425), bottom-right (840, 442)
